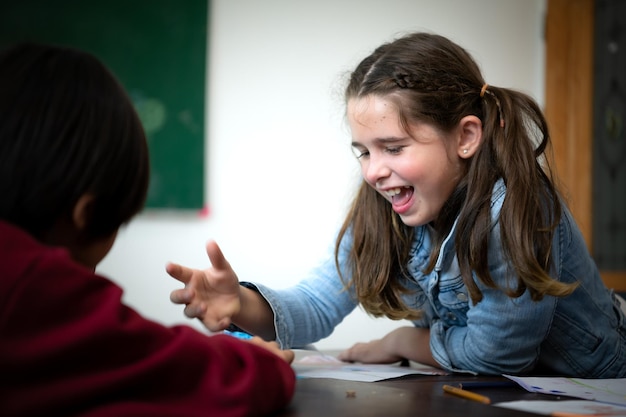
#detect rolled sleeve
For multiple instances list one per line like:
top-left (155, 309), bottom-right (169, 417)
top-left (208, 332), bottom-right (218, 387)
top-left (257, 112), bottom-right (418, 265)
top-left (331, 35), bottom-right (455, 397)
top-left (246, 236), bottom-right (358, 349)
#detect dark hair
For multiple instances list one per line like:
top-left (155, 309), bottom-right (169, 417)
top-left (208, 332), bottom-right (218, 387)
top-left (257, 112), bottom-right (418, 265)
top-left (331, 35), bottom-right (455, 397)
top-left (0, 42), bottom-right (149, 239)
top-left (337, 32), bottom-right (574, 319)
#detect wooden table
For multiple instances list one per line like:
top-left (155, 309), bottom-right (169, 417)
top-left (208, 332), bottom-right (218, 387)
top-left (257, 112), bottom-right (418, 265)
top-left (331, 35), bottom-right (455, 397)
top-left (275, 374), bottom-right (569, 416)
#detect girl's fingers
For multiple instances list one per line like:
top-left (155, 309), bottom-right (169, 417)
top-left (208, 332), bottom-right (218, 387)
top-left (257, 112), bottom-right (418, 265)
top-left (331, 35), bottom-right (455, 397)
top-left (205, 240), bottom-right (230, 271)
top-left (170, 288), bottom-right (193, 304)
top-left (165, 262), bottom-right (193, 284)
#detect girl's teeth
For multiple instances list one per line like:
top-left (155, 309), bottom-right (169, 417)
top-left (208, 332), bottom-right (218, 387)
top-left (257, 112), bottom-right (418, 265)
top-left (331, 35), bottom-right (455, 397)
top-left (386, 188), bottom-right (402, 197)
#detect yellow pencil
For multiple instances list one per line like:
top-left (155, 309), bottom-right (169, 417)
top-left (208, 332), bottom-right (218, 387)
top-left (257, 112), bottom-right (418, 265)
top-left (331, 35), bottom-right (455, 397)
top-left (442, 384), bottom-right (491, 404)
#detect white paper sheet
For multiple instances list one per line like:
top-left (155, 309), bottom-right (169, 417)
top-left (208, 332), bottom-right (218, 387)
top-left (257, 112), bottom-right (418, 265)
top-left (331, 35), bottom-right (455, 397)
top-left (292, 351), bottom-right (447, 382)
top-left (504, 376), bottom-right (626, 407)
top-left (496, 400), bottom-right (626, 416)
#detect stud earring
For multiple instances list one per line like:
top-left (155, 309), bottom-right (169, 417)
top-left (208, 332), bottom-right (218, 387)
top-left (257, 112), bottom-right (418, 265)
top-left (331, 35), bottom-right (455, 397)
top-left (463, 149), bottom-right (468, 154)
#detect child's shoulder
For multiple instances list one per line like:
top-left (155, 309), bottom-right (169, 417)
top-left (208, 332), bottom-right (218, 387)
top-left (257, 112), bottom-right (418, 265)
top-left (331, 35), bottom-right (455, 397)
top-left (0, 221), bottom-right (44, 275)
top-left (0, 220), bottom-right (100, 298)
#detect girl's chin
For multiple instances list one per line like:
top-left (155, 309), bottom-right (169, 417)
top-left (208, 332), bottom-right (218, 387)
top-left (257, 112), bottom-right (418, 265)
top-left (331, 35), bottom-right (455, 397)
top-left (397, 212), bottom-right (434, 228)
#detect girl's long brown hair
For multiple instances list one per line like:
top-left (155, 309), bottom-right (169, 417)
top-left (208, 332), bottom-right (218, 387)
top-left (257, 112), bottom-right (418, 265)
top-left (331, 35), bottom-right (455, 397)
top-left (336, 32), bottom-right (576, 320)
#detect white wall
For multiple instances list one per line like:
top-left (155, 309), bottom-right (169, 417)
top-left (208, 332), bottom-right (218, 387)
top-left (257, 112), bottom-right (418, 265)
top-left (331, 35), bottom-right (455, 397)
top-left (98, 0), bottom-right (546, 350)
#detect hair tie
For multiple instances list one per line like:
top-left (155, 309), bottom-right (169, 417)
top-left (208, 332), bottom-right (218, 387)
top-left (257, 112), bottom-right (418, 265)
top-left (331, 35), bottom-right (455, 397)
top-left (479, 83), bottom-right (505, 128)
top-left (480, 83), bottom-right (489, 98)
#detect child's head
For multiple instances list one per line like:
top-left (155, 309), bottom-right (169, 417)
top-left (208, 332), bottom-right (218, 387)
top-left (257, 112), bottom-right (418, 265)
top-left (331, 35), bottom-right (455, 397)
top-left (345, 32), bottom-right (487, 227)
top-left (339, 32), bottom-right (570, 311)
top-left (0, 42), bottom-right (149, 267)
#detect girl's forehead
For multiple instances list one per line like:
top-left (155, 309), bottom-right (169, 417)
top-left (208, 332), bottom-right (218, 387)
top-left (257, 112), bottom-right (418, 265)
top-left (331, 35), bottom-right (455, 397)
top-left (347, 96), bottom-right (399, 123)
top-left (348, 96), bottom-right (415, 146)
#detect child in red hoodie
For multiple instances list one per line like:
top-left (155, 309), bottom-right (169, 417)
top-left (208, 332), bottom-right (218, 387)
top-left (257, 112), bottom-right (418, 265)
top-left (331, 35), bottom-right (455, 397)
top-left (0, 42), bottom-right (295, 417)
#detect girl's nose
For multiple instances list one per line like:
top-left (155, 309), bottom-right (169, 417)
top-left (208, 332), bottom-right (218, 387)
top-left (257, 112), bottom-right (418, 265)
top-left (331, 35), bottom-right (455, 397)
top-left (362, 156), bottom-right (390, 185)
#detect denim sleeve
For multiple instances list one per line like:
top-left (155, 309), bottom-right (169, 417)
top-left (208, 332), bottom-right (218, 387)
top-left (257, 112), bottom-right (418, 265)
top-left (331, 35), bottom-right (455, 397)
top-left (243, 236), bottom-right (358, 349)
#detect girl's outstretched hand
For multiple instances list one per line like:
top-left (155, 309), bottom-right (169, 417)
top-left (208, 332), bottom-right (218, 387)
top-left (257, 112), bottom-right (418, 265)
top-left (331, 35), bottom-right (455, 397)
top-left (167, 240), bottom-right (241, 332)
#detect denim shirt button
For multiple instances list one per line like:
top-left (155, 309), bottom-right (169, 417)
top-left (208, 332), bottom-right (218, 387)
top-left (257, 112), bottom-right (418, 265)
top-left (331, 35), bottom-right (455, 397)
top-left (446, 312), bottom-right (456, 321)
top-left (456, 292), bottom-right (468, 302)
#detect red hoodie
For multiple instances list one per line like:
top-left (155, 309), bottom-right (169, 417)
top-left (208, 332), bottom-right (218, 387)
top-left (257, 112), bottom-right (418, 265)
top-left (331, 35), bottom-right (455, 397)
top-left (0, 221), bottom-right (295, 416)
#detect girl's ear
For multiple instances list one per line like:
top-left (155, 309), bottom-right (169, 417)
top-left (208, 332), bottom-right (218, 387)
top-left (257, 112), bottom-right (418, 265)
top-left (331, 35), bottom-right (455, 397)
top-left (72, 194), bottom-right (95, 232)
top-left (457, 115), bottom-right (483, 158)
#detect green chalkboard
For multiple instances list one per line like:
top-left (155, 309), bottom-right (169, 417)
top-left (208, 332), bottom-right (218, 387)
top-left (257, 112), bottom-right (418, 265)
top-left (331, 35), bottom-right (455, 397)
top-left (0, 0), bottom-right (207, 209)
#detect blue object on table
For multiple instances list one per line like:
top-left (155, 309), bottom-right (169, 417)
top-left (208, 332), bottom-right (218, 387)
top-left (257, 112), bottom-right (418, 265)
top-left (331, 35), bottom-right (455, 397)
top-left (223, 330), bottom-right (253, 340)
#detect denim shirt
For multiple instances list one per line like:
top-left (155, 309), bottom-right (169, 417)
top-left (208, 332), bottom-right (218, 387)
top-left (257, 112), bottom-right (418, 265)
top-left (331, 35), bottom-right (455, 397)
top-left (249, 180), bottom-right (626, 377)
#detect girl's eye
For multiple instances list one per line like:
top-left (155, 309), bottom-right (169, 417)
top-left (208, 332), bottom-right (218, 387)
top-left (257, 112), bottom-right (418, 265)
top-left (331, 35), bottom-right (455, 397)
top-left (352, 148), bottom-right (369, 159)
top-left (386, 146), bottom-right (403, 155)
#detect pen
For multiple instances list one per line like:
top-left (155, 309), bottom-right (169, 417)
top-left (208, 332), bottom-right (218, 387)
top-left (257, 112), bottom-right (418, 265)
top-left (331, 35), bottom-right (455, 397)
top-left (442, 384), bottom-right (491, 404)
top-left (458, 381), bottom-right (518, 389)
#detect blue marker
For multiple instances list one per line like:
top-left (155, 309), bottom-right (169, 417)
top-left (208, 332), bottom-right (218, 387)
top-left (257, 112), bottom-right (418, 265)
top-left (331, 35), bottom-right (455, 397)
top-left (223, 330), bottom-right (253, 340)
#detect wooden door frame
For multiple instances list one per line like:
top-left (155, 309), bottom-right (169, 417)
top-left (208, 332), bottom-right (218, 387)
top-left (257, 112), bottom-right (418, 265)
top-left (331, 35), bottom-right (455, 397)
top-left (545, 0), bottom-right (625, 291)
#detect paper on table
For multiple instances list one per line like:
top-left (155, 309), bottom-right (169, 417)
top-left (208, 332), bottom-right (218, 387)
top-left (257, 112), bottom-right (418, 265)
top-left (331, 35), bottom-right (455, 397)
top-left (504, 375), bottom-right (626, 407)
top-left (496, 400), bottom-right (626, 416)
top-left (292, 351), bottom-right (447, 382)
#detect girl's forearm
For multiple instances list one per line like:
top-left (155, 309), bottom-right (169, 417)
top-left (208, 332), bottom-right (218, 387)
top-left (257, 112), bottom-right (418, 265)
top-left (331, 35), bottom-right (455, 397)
top-left (385, 327), bottom-right (439, 368)
top-left (233, 286), bottom-right (277, 341)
